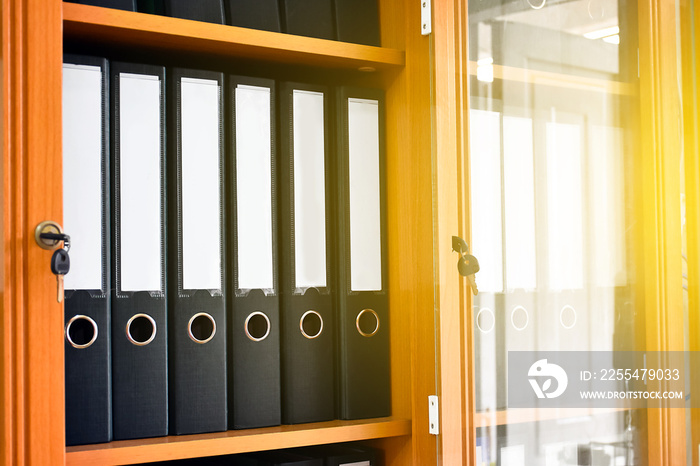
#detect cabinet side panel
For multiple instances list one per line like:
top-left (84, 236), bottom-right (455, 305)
top-left (2, 0), bottom-right (65, 464)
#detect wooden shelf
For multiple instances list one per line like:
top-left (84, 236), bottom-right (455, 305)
top-left (65, 417), bottom-right (411, 465)
top-left (474, 408), bottom-right (629, 428)
top-left (62, 3), bottom-right (405, 72)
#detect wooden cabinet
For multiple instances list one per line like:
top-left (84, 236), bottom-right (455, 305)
top-left (1, 1), bottom-right (438, 464)
top-left (3, 1), bottom-right (691, 464)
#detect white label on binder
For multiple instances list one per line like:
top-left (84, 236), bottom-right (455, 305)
top-left (348, 98), bottom-right (382, 291)
top-left (292, 90), bottom-right (327, 289)
top-left (63, 64), bottom-right (103, 291)
top-left (181, 77), bottom-right (222, 290)
top-left (236, 85), bottom-right (274, 290)
top-left (119, 72), bottom-right (163, 292)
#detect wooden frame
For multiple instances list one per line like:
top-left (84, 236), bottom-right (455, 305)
top-left (1, 0), bottom-right (691, 463)
top-left (1, 0), bottom-right (65, 464)
top-left (637, 0), bottom-right (686, 462)
top-left (431, 0), bottom-right (470, 464)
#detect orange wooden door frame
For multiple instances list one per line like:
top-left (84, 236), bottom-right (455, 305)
top-left (1, 0), bottom-right (65, 464)
top-left (430, 0), bottom-right (470, 464)
top-left (637, 0), bottom-right (686, 462)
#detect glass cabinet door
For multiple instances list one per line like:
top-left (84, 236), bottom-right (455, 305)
top-left (461, 0), bottom-right (687, 464)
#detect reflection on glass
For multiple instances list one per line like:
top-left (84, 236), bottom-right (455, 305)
top-left (468, 0), bottom-right (642, 463)
top-left (470, 110), bottom-right (504, 293)
top-left (546, 121), bottom-right (583, 291)
top-left (589, 125), bottom-right (626, 288)
top-left (503, 116), bottom-right (536, 291)
top-left (500, 444), bottom-right (526, 465)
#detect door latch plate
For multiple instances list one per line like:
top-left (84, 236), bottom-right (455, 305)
top-left (429, 395), bottom-right (439, 435)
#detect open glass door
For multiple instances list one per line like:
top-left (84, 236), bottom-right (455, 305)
top-left (455, 0), bottom-right (686, 463)
top-left (468, 0), bottom-right (646, 452)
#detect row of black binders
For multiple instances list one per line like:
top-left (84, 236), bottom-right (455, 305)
top-left (65, 0), bottom-right (380, 46)
top-left (62, 54), bottom-right (390, 446)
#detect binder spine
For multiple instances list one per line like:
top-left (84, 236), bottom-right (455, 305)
top-left (223, 0), bottom-right (281, 32)
top-left (168, 68), bottom-right (228, 435)
top-left (136, 0), bottom-right (164, 14)
top-left (63, 54), bottom-right (112, 446)
top-left (332, 0), bottom-right (380, 46)
top-left (229, 289), bottom-right (281, 429)
top-left (278, 82), bottom-right (336, 424)
top-left (64, 293), bottom-right (113, 445)
top-left (111, 62), bottom-right (168, 440)
top-left (228, 76), bottom-right (282, 429)
top-left (163, 0), bottom-right (225, 24)
top-left (279, 0), bottom-right (335, 40)
top-left (335, 87), bottom-right (390, 420)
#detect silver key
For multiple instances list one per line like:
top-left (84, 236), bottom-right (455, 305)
top-left (452, 236), bottom-right (480, 296)
top-left (56, 274), bottom-right (64, 303)
top-left (467, 273), bottom-right (478, 296)
top-left (50, 248), bottom-right (70, 303)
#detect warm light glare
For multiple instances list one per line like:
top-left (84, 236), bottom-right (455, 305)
top-left (602, 34), bottom-right (620, 45)
top-left (583, 26), bottom-right (620, 40)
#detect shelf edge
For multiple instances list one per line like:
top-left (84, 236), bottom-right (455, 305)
top-left (65, 418), bottom-right (411, 466)
top-left (63, 3), bottom-right (405, 71)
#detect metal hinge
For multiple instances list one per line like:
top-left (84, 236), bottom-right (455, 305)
top-left (421, 0), bottom-right (432, 36)
top-left (429, 395), bottom-right (439, 435)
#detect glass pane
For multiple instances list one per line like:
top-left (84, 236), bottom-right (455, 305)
top-left (468, 0), bottom-right (648, 463)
